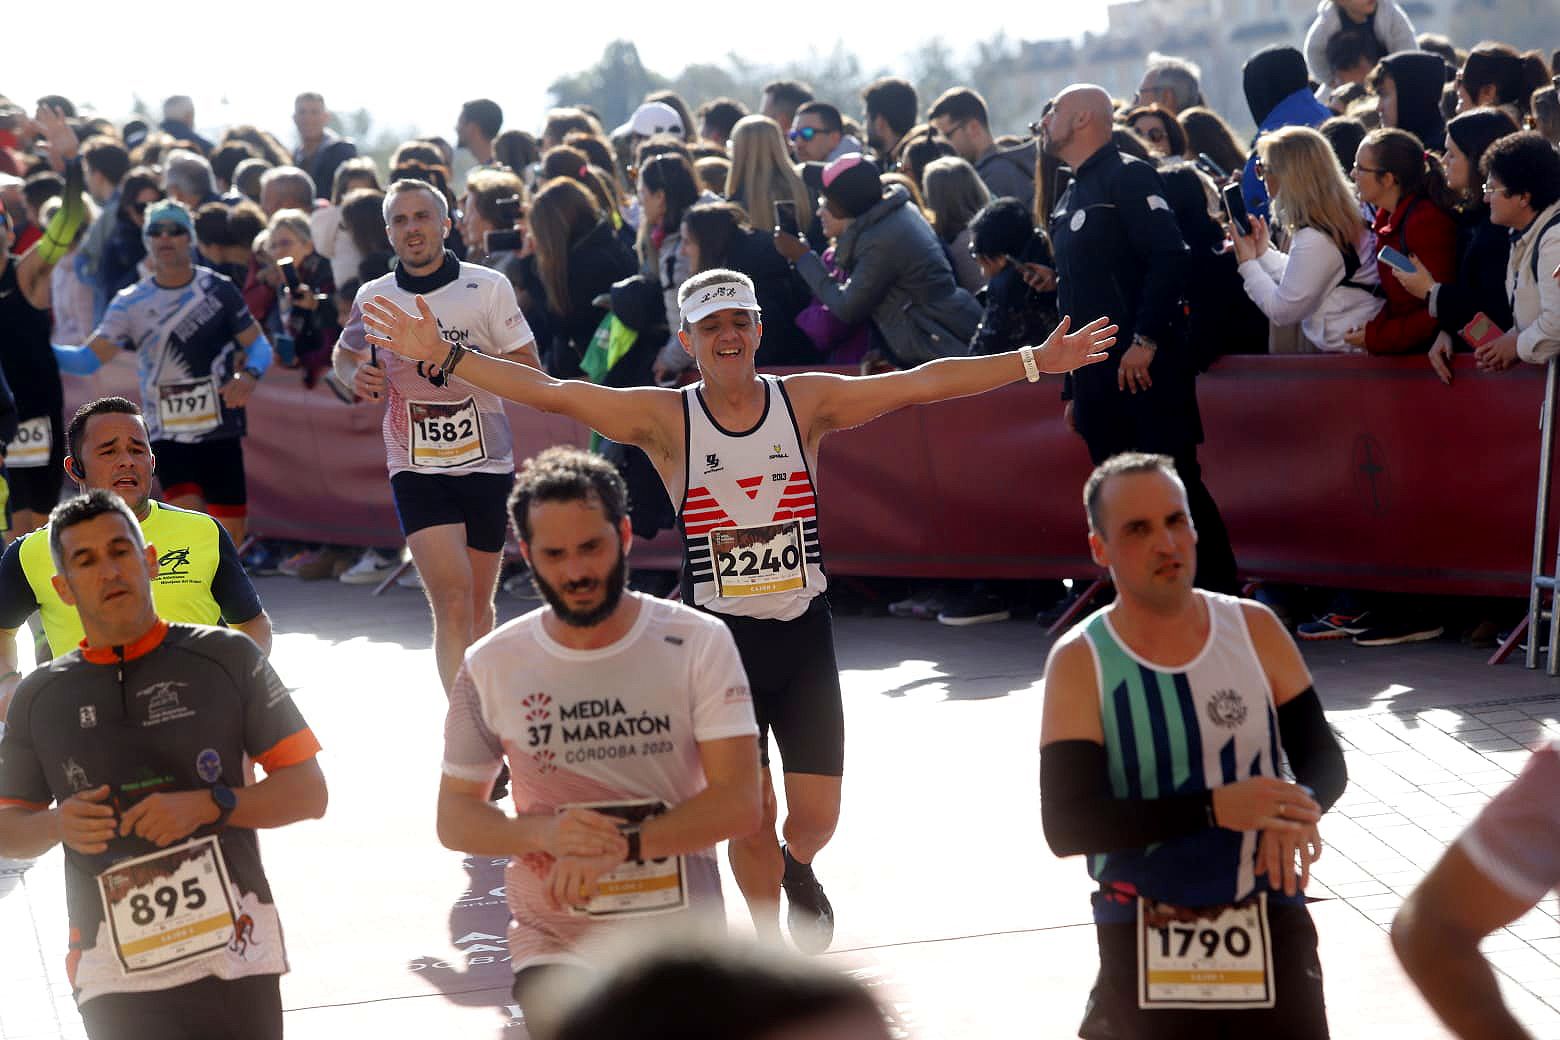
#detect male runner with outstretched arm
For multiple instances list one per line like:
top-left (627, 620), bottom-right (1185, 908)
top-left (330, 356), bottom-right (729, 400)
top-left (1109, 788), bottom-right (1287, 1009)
top-left (363, 265), bottom-right (1115, 951)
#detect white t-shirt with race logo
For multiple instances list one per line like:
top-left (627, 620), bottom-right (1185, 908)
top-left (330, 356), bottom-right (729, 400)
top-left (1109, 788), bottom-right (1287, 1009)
top-left (338, 262), bottom-right (534, 477)
top-left (443, 595), bottom-right (757, 969)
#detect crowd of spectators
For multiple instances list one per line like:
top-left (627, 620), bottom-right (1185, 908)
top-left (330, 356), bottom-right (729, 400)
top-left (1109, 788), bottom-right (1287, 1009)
top-left (2, 1), bottom-right (1559, 631)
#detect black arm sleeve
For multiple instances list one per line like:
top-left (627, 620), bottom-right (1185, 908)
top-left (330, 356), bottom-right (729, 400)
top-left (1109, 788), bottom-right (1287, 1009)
top-left (210, 523), bottom-right (263, 625)
top-left (1040, 739), bottom-right (1214, 857)
top-left (1277, 687), bottom-right (1348, 813)
top-left (0, 539), bottom-right (40, 630)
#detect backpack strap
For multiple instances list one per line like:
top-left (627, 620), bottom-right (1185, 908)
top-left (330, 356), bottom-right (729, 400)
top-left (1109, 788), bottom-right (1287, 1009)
top-left (1334, 233), bottom-right (1384, 298)
top-left (1530, 210), bottom-right (1560, 282)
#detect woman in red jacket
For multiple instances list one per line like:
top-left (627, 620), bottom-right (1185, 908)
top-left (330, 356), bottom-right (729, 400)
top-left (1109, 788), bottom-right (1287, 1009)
top-left (1345, 127), bottom-right (1459, 354)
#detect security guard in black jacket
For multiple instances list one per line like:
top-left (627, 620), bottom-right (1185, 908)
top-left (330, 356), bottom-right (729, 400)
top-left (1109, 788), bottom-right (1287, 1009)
top-left (1042, 84), bottom-right (1237, 593)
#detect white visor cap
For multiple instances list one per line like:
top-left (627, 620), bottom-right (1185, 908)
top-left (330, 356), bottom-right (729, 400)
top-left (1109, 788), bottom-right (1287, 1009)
top-left (679, 279), bottom-right (762, 326)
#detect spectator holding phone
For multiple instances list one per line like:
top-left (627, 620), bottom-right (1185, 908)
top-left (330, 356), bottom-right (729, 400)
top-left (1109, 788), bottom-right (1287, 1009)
top-left (726, 116), bottom-right (814, 240)
top-left (266, 209), bottom-right (338, 386)
top-left (774, 153), bottom-right (980, 368)
top-left (1176, 107), bottom-right (1247, 178)
top-left (460, 167), bottom-right (528, 297)
top-left (966, 197), bottom-right (1058, 356)
top-left (1344, 127), bottom-right (1458, 353)
top-left (1387, 108), bottom-right (1518, 381)
top-left (1470, 131), bottom-right (1560, 371)
top-left (1234, 126), bottom-right (1384, 353)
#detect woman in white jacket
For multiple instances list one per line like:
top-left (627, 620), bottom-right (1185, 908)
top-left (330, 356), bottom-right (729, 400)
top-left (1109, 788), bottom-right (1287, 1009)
top-left (1467, 131), bottom-right (1560, 370)
top-left (1302, 0), bottom-right (1418, 84)
top-left (1232, 125), bottom-right (1384, 352)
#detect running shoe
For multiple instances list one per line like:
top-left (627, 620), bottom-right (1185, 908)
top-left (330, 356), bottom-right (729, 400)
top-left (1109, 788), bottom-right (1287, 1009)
top-left (937, 589), bottom-right (1011, 626)
top-left (241, 541), bottom-right (285, 577)
top-left (339, 549), bottom-right (399, 585)
top-left (1296, 611), bottom-right (1371, 641)
top-left (781, 845), bottom-right (834, 954)
top-left (278, 548), bottom-right (322, 578)
top-left (1353, 619), bottom-right (1445, 647)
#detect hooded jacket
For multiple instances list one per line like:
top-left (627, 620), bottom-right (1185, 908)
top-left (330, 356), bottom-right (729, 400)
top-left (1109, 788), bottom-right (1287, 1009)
top-left (1242, 47), bottom-right (1333, 219)
top-left (793, 185), bottom-right (981, 366)
top-left (976, 138), bottom-right (1038, 210)
top-left (1380, 51), bottom-right (1448, 151)
top-left (1303, 0), bottom-right (1419, 83)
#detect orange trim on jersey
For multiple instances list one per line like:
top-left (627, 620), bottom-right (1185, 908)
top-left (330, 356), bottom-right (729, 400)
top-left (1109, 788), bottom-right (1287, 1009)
top-left (66, 928), bottom-right (82, 987)
top-left (0, 796), bottom-right (51, 811)
top-left (206, 504), bottom-right (248, 519)
top-left (254, 728), bottom-right (322, 773)
top-left (80, 619), bottom-right (170, 665)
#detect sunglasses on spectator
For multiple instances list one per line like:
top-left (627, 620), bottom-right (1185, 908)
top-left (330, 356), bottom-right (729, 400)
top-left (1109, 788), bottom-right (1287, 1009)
top-left (145, 223), bottom-right (189, 238)
top-left (789, 126), bottom-right (825, 142)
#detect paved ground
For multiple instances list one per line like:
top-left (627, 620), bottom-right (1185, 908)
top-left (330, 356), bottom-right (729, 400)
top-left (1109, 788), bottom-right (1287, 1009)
top-left (5, 576), bottom-right (1560, 1039)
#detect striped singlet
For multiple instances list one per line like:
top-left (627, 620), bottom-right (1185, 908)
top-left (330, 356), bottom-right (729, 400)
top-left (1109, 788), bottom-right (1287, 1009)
top-left (1079, 592), bottom-right (1304, 923)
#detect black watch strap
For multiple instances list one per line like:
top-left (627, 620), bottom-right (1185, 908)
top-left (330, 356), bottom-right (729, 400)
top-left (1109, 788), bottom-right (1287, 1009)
top-left (209, 784), bottom-right (237, 830)
top-left (622, 825), bottom-right (642, 864)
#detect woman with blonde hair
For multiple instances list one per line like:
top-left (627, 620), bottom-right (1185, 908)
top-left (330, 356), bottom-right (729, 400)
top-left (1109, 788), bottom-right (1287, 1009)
top-left (1231, 124), bottom-right (1383, 352)
top-left (724, 114), bottom-right (813, 236)
top-left (921, 155), bottom-right (991, 292)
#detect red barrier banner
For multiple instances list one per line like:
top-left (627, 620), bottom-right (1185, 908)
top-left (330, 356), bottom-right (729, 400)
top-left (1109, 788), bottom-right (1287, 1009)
top-left (63, 353), bottom-right (1550, 597)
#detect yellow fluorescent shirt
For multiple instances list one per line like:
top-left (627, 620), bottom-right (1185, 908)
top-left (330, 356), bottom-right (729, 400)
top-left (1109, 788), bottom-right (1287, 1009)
top-left (8, 501), bottom-right (262, 654)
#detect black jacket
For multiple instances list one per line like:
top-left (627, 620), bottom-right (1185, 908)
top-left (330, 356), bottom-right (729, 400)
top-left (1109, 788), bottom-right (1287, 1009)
top-left (721, 228), bottom-right (818, 367)
top-left (549, 220), bottom-right (637, 379)
top-left (1050, 142), bottom-right (1198, 451)
top-left (1434, 206), bottom-right (1513, 341)
top-left (971, 232), bottom-right (1057, 356)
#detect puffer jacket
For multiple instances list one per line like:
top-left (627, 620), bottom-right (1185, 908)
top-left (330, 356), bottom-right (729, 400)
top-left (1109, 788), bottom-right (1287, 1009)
top-left (793, 186), bottom-right (981, 366)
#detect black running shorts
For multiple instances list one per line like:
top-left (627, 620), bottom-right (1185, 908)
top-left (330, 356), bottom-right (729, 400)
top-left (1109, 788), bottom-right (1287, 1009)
top-left (714, 596), bottom-right (844, 777)
top-left (78, 972), bottom-right (282, 1040)
top-left (6, 410), bottom-right (65, 516)
top-left (153, 437), bottom-right (247, 514)
top-left (390, 470), bottom-right (513, 553)
top-left (1083, 900), bottom-right (1330, 1040)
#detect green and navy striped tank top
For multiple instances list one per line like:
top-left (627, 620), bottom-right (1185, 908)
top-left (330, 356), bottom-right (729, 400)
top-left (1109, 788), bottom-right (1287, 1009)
top-left (1079, 591), bottom-right (1302, 923)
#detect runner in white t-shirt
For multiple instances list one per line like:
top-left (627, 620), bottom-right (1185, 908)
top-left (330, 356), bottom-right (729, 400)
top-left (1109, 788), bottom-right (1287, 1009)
top-left (332, 179), bottom-right (539, 700)
top-left (438, 447), bottom-right (760, 1023)
top-left (364, 264), bottom-right (1116, 953)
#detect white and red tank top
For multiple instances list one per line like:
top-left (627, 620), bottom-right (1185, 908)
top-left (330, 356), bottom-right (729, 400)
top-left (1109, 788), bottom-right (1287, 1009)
top-left (673, 376), bottom-right (826, 621)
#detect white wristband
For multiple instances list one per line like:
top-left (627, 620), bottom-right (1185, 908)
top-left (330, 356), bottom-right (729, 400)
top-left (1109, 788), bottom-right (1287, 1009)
top-left (1019, 345), bottom-right (1040, 383)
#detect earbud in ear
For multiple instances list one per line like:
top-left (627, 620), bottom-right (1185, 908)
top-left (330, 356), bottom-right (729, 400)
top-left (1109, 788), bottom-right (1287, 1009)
top-left (66, 458), bottom-right (85, 482)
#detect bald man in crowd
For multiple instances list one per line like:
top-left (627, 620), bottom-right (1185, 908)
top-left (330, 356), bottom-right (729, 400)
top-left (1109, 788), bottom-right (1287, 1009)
top-left (1038, 84), bottom-right (1238, 595)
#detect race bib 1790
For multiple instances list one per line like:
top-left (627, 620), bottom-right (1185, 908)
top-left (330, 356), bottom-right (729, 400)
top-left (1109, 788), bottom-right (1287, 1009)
top-left (1137, 894), bottom-right (1275, 1010)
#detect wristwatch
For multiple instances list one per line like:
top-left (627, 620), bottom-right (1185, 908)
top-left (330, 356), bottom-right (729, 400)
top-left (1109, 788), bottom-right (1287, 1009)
top-left (620, 824), bottom-right (642, 864)
top-left (208, 784), bottom-right (237, 830)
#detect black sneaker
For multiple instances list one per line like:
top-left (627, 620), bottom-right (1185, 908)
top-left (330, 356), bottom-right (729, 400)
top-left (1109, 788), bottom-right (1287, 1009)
top-left (1353, 619), bottom-right (1445, 647)
top-left (781, 846), bottom-right (834, 953)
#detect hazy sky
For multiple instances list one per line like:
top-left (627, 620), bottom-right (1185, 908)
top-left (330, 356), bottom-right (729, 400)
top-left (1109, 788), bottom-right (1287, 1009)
top-left (8, 1), bottom-right (1111, 146)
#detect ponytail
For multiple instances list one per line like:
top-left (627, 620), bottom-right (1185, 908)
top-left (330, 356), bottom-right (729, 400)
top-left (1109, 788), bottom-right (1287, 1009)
top-left (1362, 127), bottom-right (1460, 212)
